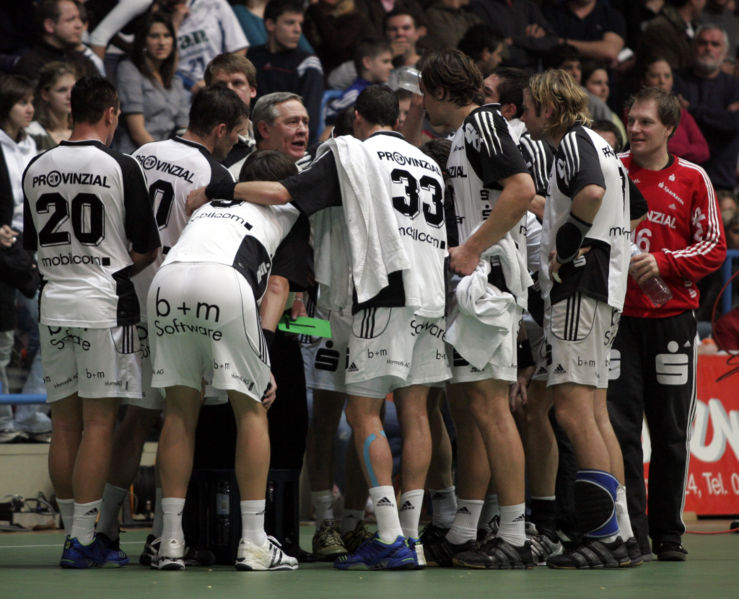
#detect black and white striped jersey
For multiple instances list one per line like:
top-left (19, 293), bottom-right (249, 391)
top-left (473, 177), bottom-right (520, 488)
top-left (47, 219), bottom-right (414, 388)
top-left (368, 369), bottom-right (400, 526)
top-left (131, 136), bottom-right (235, 318)
top-left (162, 200), bottom-right (300, 302)
top-left (23, 139), bottom-right (160, 327)
top-left (539, 125), bottom-right (630, 309)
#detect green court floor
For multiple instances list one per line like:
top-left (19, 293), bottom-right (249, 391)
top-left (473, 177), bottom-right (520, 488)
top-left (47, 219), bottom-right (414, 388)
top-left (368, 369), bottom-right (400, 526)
top-left (1, 523), bottom-right (737, 599)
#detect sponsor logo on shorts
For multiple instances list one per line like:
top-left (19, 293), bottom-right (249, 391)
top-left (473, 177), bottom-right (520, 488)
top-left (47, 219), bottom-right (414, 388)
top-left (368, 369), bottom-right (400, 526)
top-left (553, 364), bottom-right (567, 375)
top-left (576, 356), bottom-right (596, 368)
top-left (347, 362), bottom-right (359, 373)
top-left (367, 348), bottom-right (388, 359)
top-left (47, 327), bottom-right (91, 351)
top-left (315, 342), bottom-right (341, 372)
top-left (153, 287), bottom-right (223, 340)
top-left (386, 358), bottom-right (410, 368)
top-left (409, 319), bottom-right (446, 340)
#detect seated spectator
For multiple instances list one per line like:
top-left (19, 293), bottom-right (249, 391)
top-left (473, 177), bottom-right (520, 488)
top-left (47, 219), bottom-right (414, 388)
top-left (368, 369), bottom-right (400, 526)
top-left (303, 0), bottom-right (366, 78)
top-left (457, 24), bottom-right (504, 77)
top-left (423, 0), bottom-right (481, 53)
top-left (640, 56), bottom-right (710, 164)
top-left (385, 6), bottom-right (426, 68)
top-left (248, 0), bottom-right (324, 145)
top-left (114, 12), bottom-right (189, 154)
top-left (674, 25), bottom-right (739, 192)
top-left (582, 60), bottom-right (626, 145)
top-left (14, 0), bottom-right (100, 82)
top-left (591, 118), bottom-right (623, 153)
top-left (639, 0), bottom-right (705, 71)
top-left (326, 40), bottom-right (393, 123)
top-left (395, 87), bottom-right (412, 130)
top-left (354, 0), bottom-right (426, 42)
top-left (542, 0), bottom-right (626, 66)
top-left (26, 61), bottom-right (76, 151)
top-left (232, 0), bottom-right (314, 53)
top-left (468, 0), bottom-right (559, 71)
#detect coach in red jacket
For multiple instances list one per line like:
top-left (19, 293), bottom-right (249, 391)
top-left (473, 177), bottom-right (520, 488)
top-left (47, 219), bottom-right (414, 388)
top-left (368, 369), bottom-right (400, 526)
top-left (607, 87), bottom-right (726, 563)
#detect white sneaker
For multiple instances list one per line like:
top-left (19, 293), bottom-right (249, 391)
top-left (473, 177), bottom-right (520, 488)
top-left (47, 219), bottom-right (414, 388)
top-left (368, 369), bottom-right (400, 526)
top-left (235, 536), bottom-right (298, 571)
top-left (152, 538), bottom-right (185, 570)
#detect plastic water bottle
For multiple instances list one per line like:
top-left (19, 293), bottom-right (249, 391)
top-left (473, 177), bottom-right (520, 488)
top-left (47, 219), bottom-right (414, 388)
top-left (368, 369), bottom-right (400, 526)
top-left (630, 244), bottom-right (672, 307)
top-left (214, 479), bottom-right (231, 546)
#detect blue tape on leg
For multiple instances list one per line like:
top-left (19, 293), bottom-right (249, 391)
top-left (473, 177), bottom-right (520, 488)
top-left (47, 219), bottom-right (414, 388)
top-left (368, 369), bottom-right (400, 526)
top-left (362, 431), bottom-right (385, 488)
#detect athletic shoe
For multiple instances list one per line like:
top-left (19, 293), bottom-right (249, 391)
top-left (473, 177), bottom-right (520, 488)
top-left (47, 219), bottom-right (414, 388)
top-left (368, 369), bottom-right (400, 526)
top-left (235, 536), bottom-right (298, 571)
top-left (96, 532), bottom-right (129, 563)
top-left (547, 536), bottom-right (631, 569)
top-left (139, 534), bottom-right (159, 566)
top-left (407, 538), bottom-right (426, 568)
top-left (419, 523), bottom-right (449, 546)
top-left (312, 519), bottom-right (348, 561)
top-left (624, 537), bottom-right (643, 567)
top-left (59, 535), bottom-right (129, 569)
top-left (334, 534), bottom-right (417, 570)
top-left (528, 531), bottom-right (564, 565)
top-left (341, 521), bottom-right (374, 553)
top-left (152, 538), bottom-right (185, 570)
top-left (423, 537), bottom-right (477, 567)
top-left (654, 541), bottom-right (687, 562)
top-left (0, 429), bottom-right (29, 443)
top-left (453, 537), bottom-right (535, 569)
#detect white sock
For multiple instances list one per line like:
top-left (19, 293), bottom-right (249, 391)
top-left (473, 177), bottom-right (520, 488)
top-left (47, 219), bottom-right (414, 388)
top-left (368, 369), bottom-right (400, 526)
top-left (497, 503), bottom-right (526, 547)
top-left (479, 493), bottom-right (500, 533)
top-left (429, 486), bottom-right (456, 528)
top-left (398, 489), bottom-right (425, 540)
top-left (369, 486), bottom-right (403, 543)
top-left (161, 497), bottom-right (186, 544)
top-left (616, 486), bottom-right (634, 539)
top-left (446, 498), bottom-right (483, 545)
top-left (240, 499), bottom-right (267, 546)
top-left (70, 500), bottom-right (101, 545)
top-left (341, 508), bottom-right (364, 535)
top-left (311, 489), bottom-right (335, 525)
top-left (57, 498), bottom-right (74, 537)
top-left (151, 488), bottom-right (163, 538)
top-left (97, 484), bottom-right (128, 540)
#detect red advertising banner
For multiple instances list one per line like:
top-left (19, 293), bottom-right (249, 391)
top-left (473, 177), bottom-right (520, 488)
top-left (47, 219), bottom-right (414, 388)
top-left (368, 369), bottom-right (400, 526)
top-left (643, 354), bottom-right (739, 515)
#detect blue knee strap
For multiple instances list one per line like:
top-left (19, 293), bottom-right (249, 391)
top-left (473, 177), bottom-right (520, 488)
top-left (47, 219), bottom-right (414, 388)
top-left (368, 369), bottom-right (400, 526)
top-left (576, 469), bottom-right (619, 538)
top-left (362, 430), bottom-right (387, 488)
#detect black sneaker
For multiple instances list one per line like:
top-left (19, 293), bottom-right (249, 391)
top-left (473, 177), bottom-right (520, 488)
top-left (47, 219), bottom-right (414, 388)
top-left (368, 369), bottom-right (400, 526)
top-left (624, 537), bottom-right (643, 567)
top-left (423, 538), bottom-right (477, 567)
top-left (419, 523), bottom-right (449, 546)
top-left (139, 534), bottom-right (159, 566)
top-left (654, 541), bottom-right (687, 562)
top-left (547, 536), bottom-right (631, 569)
top-left (453, 537), bottom-right (535, 570)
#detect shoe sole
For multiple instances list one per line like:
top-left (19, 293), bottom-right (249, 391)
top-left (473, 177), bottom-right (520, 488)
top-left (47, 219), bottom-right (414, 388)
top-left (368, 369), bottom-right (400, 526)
top-left (60, 559), bottom-right (125, 569)
top-left (452, 557), bottom-right (534, 570)
top-left (235, 562), bottom-right (298, 571)
top-left (547, 560), bottom-right (631, 570)
top-left (334, 560), bottom-right (418, 571)
top-left (313, 550), bottom-right (348, 561)
top-left (153, 559), bottom-right (185, 570)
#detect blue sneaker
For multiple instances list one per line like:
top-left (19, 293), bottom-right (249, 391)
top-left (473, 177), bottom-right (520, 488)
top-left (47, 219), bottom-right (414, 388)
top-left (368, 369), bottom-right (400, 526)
top-left (60, 535), bottom-right (129, 568)
top-left (334, 534), bottom-right (418, 570)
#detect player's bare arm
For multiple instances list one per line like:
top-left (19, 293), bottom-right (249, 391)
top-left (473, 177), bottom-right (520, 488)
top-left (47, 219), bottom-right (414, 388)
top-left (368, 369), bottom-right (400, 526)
top-left (129, 248), bottom-right (158, 275)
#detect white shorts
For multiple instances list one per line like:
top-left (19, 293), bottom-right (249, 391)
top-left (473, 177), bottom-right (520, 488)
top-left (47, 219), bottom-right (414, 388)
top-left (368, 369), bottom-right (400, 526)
top-left (344, 306), bottom-right (451, 399)
top-left (121, 323), bottom-right (164, 410)
top-left (543, 293), bottom-right (620, 389)
top-left (40, 324), bottom-right (142, 403)
top-left (148, 262), bottom-right (270, 403)
top-left (301, 306), bottom-right (351, 394)
top-left (523, 312), bottom-right (549, 383)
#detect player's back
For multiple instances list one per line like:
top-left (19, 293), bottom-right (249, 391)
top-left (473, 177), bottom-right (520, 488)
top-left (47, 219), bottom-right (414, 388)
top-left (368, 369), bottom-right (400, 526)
top-left (23, 140), bottom-right (156, 327)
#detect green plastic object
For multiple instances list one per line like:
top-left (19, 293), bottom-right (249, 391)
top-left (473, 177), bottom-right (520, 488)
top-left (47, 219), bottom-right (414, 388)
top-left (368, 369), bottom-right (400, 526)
top-left (277, 315), bottom-right (332, 338)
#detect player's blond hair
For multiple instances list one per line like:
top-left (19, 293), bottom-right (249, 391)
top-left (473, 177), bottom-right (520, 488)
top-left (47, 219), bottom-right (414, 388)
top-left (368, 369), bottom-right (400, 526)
top-left (528, 69), bottom-right (591, 139)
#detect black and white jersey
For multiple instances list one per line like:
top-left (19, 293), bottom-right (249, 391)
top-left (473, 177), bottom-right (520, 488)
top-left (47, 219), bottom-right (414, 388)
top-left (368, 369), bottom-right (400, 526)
top-left (519, 131), bottom-right (553, 199)
top-left (162, 200), bottom-right (300, 302)
top-left (539, 125), bottom-right (630, 309)
top-left (283, 131), bottom-right (448, 315)
top-left (131, 137), bottom-right (235, 318)
top-left (23, 140), bottom-right (159, 327)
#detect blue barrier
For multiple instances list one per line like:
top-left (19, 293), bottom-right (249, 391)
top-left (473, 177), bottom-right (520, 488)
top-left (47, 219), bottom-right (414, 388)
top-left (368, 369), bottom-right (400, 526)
top-left (721, 249), bottom-right (739, 315)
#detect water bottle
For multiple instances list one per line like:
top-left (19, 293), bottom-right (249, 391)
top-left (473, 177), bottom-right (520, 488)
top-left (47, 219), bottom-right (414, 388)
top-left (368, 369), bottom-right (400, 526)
top-left (630, 244), bottom-right (672, 307)
top-left (214, 479), bottom-right (231, 546)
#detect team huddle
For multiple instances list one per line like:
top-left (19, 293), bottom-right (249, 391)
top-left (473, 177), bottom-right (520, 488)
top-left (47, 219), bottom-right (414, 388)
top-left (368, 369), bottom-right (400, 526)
top-left (21, 47), bottom-right (723, 573)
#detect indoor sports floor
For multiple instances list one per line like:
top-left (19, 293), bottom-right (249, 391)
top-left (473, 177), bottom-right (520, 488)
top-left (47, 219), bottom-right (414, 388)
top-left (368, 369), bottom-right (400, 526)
top-left (2, 521), bottom-right (737, 599)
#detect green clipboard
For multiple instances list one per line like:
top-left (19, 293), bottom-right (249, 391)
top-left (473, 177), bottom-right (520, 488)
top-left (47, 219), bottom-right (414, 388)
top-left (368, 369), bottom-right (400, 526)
top-left (277, 315), bottom-right (332, 338)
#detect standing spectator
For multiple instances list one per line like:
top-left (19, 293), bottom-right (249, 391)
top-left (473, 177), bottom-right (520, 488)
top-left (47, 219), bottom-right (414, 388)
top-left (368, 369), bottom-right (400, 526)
top-left (608, 86), bottom-right (726, 561)
top-left (674, 25), bottom-right (739, 192)
top-left (14, 0), bottom-right (100, 82)
top-left (469, 0), bottom-right (559, 71)
top-left (542, 0), bottom-right (626, 66)
top-left (385, 7), bottom-right (426, 68)
top-left (457, 24), bottom-right (505, 77)
top-left (0, 75), bottom-right (39, 443)
top-left (640, 57), bottom-right (710, 164)
top-left (23, 76), bottom-right (159, 566)
top-left (423, 0), bottom-right (481, 53)
top-left (582, 61), bottom-right (626, 146)
top-left (176, 0), bottom-right (249, 93)
top-left (27, 62), bottom-right (76, 152)
top-left (232, 0), bottom-right (314, 53)
top-left (115, 12), bottom-right (189, 154)
top-left (639, 0), bottom-right (707, 71)
top-left (354, 0), bottom-right (426, 42)
top-left (702, 0), bottom-right (738, 59)
top-left (248, 0), bottom-right (324, 145)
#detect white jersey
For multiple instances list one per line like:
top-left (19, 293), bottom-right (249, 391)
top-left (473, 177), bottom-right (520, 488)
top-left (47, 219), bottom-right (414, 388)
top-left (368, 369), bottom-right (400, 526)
top-left (23, 140), bottom-right (159, 327)
top-left (446, 105), bottom-right (531, 301)
top-left (131, 137), bottom-right (235, 318)
top-left (163, 200), bottom-right (299, 301)
top-left (177, 0), bottom-right (249, 86)
top-left (539, 125), bottom-right (630, 310)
